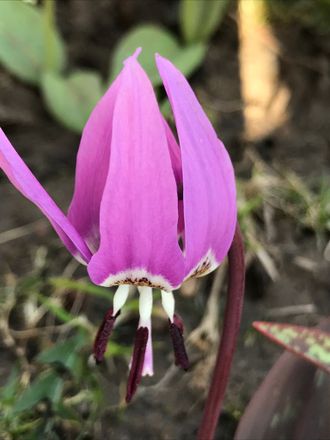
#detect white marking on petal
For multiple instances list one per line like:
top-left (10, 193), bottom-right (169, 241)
top-left (73, 254), bottom-right (88, 266)
top-left (185, 250), bottom-right (219, 280)
top-left (161, 290), bottom-right (175, 322)
top-left (100, 268), bottom-right (175, 291)
top-left (113, 285), bottom-right (130, 316)
top-left (85, 233), bottom-right (99, 254)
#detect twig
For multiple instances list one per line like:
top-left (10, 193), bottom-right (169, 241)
top-left (266, 304), bottom-right (317, 318)
top-left (189, 263), bottom-right (227, 348)
top-left (0, 219), bottom-right (47, 245)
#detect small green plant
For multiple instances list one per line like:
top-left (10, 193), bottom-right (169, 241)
top-left (0, 0), bottom-right (231, 134)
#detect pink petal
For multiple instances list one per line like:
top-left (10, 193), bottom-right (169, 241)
top-left (156, 55), bottom-right (237, 278)
top-left (88, 56), bottom-right (184, 290)
top-left (67, 75), bottom-right (121, 253)
top-left (0, 129), bottom-right (91, 263)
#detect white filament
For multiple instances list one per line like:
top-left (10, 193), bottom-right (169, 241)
top-left (113, 285), bottom-right (130, 316)
top-left (137, 286), bottom-right (153, 326)
top-left (137, 287), bottom-right (154, 376)
top-left (161, 290), bottom-right (175, 322)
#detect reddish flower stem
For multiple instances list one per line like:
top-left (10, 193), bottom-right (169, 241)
top-left (197, 225), bottom-right (245, 440)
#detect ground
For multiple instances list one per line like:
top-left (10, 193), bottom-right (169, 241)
top-left (0, 1), bottom-right (329, 439)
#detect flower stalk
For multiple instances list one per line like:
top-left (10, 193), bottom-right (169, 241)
top-left (198, 225), bottom-right (245, 440)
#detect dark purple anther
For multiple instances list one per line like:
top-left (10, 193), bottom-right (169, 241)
top-left (126, 326), bottom-right (149, 403)
top-left (173, 313), bottom-right (184, 333)
top-left (169, 316), bottom-right (189, 371)
top-left (93, 308), bottom-right (119, 364)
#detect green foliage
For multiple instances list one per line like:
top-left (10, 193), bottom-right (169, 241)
top-left (41, 70), bottom-right (104, 133)
top-left (37, 293), bottom-right (77, 323)
top-left (0, 0), bottom-right (65, 85)
top-left (49, 277), bottom-right (113, 301)
top-left (109, 24), bottom-right (206, 86)
top-left (0, 368), bottom-right (20, 405)
top-left (265, 0), bottom-right (330, 33)
top-left (0, 2), bottom-right (217, 133)
top-left (180, 0), bottom-right (231, 43)
top-left (36, 333), bottom-right (86, 373)
top-left (14, 371), bottom-right (63, 413)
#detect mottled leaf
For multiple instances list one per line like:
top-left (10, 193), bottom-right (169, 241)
top-left (41, 70), bottom-right (103, 133)
top-left (109, 25), bottom-right (206, 86)
top-left (0, 0), bottom-right (65, 84)
top-left (180, 0), bottom-right (231, 43)
top-left (253, 321), bottom-right (330, 374)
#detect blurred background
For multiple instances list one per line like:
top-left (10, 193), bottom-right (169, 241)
top-left (0, 0), bottom-right (329, 439)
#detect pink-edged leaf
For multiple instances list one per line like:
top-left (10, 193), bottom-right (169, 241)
top-left (235, 318), bottom-right (330, 440)
top-left (253, 321), bottom-right (330, 374)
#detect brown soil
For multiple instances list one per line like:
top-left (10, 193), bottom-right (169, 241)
top-left (0, 1), bottom-right (329, 439)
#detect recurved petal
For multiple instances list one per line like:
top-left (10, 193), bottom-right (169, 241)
top-left (0, 129), bottom-right (91, 263)
top-left (67, 74), bottom-right (121, 253)
top-left (87, 55), bottom-right (185, 291)
top-left (156, 55), bottom-right (237, 278)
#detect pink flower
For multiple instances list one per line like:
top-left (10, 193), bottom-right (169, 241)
top-left (0, 49), bottom-right (237, 402)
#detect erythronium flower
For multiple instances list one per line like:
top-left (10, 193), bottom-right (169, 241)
top-left (0, 48), bottom-right (237, 402)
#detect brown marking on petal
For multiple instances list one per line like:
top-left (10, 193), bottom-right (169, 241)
top-left (169, 321), bottom-right (189, 371)
top-left (126, 327), bottom-right (149, 403)
top-left (190, 258), bottom-right (212, 278)
top-left (113, 278), bottom-right (164, 290)
top-left (93, 308), bottom-right (119, 364)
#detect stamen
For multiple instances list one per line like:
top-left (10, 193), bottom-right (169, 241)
top-left (126, 326), bottom-right (149, 403)
top-left (113, 284), bottom-right (130, 315)
top-left (161, 290), bottom-right (175, 322)
top-left (169, 314), bottom-right (189, 371)
top-left (138, 286), bottom-right (153, 326)
top-left (93, 308), bottom-right (118, 364)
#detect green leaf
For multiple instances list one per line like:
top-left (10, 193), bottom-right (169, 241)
top-left (37, 293), bottom-right (76, 323)
top-left (0, 0), bottom-right (65, 84)
top-left (55, 402), bottom-right (80, 422)
top-left (49, 277), bottom-right (113, 301)
top-left (36, 333), bottom-right (86, 372)
top-left (109, 25), bottom-right (206, 86)
top-left (0, 366), bottom-right (20, 403)
top-left (253, 321), bottom-right (330, 374)
top-left (14, 371), bottom-right (63, 413)
top-left (105, 341), bottom-right (131, 358)
top-left (41, 70), bottom-right (104, 133)
top-left (180, 0), bottom-right (231, 43)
